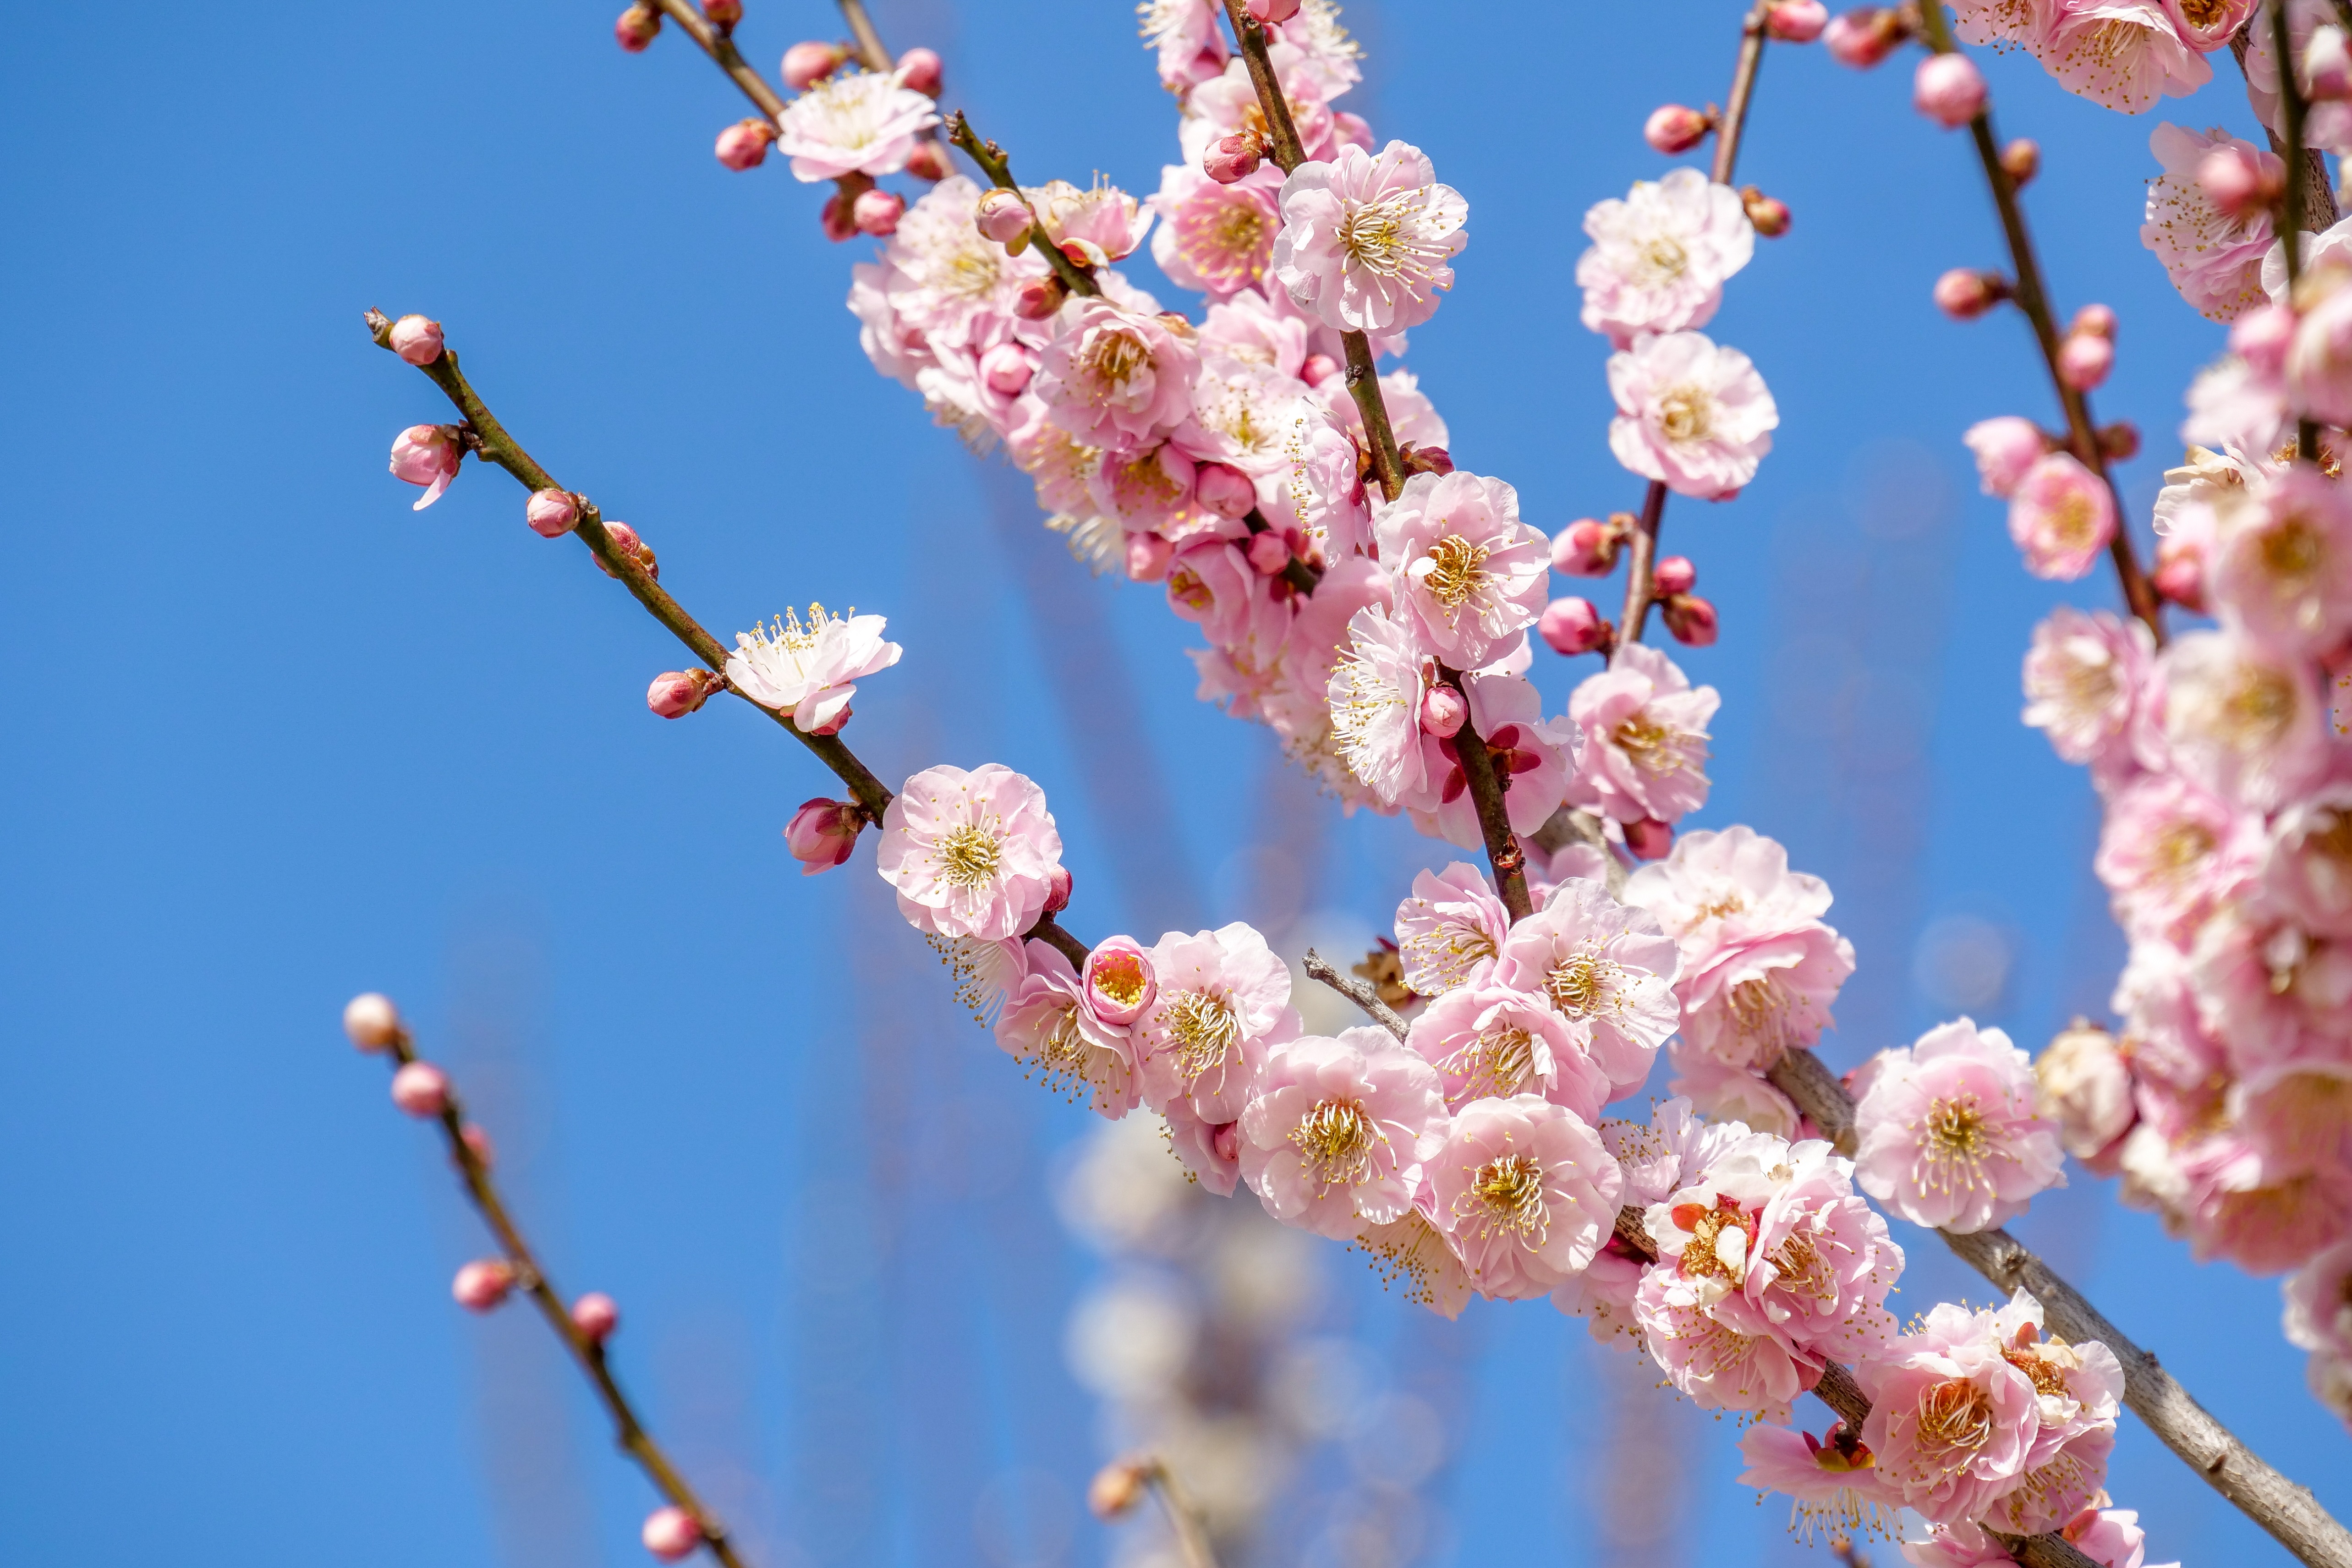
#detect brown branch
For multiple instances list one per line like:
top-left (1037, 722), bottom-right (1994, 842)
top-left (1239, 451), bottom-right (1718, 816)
top-left (1767, 1045), bottom-right (2352, 1568)
top-left (2230, 28), bottom-right (2342, 236)
top-left (1613, 480), bottom-right (1670, 653)
top-left (1435, 663), bottom-right (1537, 923)
top-left (372, 1015), bottom-right (751, 1568)
top-left (941, 112), bottom-right (1102, 300)
top-left (1140, 1458), bottom-right (1222, 1568)
top-left (2265, 1), bottom-right (2326, 462)
top-left (1243, 506), bottom-right (1324, 596)
top-left (835, 0), bottom-right (894, 74)
top-left (1303, 948), bottom-right (1410, 1039)
top-left (648, 0), bottom-right (787, 123)
top-left (1711, 0), bottom-right (1774, 187)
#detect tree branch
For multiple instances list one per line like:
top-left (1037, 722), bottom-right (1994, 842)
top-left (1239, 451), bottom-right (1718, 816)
top-left (1303, 948), bottom-right (1410, 1039)
top-left (649, 0), bottom-right (788, 123)
top-left (1437, 663), bottom-right (1536, 923)
top-left (942, 111), bottom-right (1103, 300)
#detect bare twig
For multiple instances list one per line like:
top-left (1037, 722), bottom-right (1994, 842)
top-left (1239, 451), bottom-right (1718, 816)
top-left (1142, 1458), bottom-right (1222, 1568)
top-left (835, 0), bottom-right (894, 73)
top-left (1613, 479), bottom-right (1670, 653)
top-left (1303, 948), bottom-right (1410, 1040)
top-left (648, 0), bottom-right (788, 123)
top-left (942, 112), bottom-right (1102, 300)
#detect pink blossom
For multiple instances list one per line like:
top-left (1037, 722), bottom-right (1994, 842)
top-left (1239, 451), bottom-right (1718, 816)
top-left (1179, 54), bottom-right (1338, 170)
top-left (1739, 1141), bottom-right (1904, 1360)
top-left (1566, 641), bottom-right (1720, 825)
top-left (642, 1507), bottom-right (702, 1562)
top-left (996, 941), bottom-right (1141, 1117)
top-left (1667, 1039), bottom-right (1808, 1138)
top-left (2141, 123), bottom-right (2274, 321)
top-left (2289, 270), bottom-right (2352, 426)
top-left (1270, 141), bottom-right (1468, 335)
top-left (2034, 0), bottom-right (2210, 114)
top-left (1605, 329), bottom-right (1778, 499)
top-left (2285, 1236), bottom-right (2352, 1358)
top-left (1034, 297), bottom-right (1201, 448)
top-left (1427, 1093), bottom-right (1623, 1299)
top-left (1325, 603), bottom-right (1433, 806)
top-left (2173, 1125), bottom-right (2352, 1272)
top-left (2268, 785), bottom-right (2352, 936)
top-left (2182, 350), bottom-right (2291, 457)
top-left (1353, 1204), bottom-right (1475, 1319)
top-left (1091, 443), bottom-right (1202, 536)
top-left (1853, 1018), bottom-right (2066, 1233)
top-left (1150, 164), bottom-right (1283, 297)
top-left (2160, 627), bottom-right (2330, 810)
top-left (1493, 877), bottom-right (1683, 1099)
top-left (1963, 416), bottom-right (2049, 498)
top-left (1371, 470), bottom-right (1549, 668)
top-left (2096, 772), bottom-right (2260, 942)
top-left (1413, 666), bottom-right (1578, 847)
top-left (1406, 984), bottom-right (1611, 1119)
top-left (2063, 1508), bottom-right (2165, 1568)
top-left (1137, 0), bottom-right (1228, 90)
top-left (2020, 605), bottom-right (2157, 773)
top-left (2034, 1021), bottom-right (2138, 1167)
top-left (2207, 462), bottom-right (2352, 654)
top-left (1391, 861), bottom-right (1510, 996)
top-left (1173, 353), bottom-right (1318, 488)
top-left (1135, 922), bottom-right (1294, 1122)
top-left (775, 67), bottom-right (939, 181)
top-left (1028, 178), bottom-right (1153, 268)
top-left (1574, 169), bottom-right (1755, 348)
top-left (725, 605), bottom-right (902, 734)
top-left (1239, 1025), bottom-right (1446, 1238)
top-left (1737, 1422), bottom-right (1898, 1543)
top-left (1162, 1097), bottom-right (1243, 1194)
top-left (1901, 1523), bottom-right (2022, 1568)
top-left (875, 763), bottom-right (1065, 942)
top-left (784, 797), bottom-right (863, 875)
top-left (1197, 287), bottom-right (1313, 378)
top-left (1635, 1263), bottom-right (1822, 1418)
top-left (1854, 1316), bottom-right (2043, 1527)
top-left (390, 424), bottom-right (461, 510)
top-left (2007, 453), bottom-right (2116, 581)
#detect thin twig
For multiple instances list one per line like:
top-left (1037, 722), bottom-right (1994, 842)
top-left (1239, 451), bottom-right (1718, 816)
top-left (1613, 479), bottom-right (1669, 653)
top-left (649, 0), bottom-right (787, 123)
top-left (2268, 0), bottom-right (2325, 462)
top-left (941, 112), bottom-right (1102, 300)
top-left (1437, 663), bottom-right (1536, 922)
top-left (1303, 948), bottom-right (1409, 1040)
top-left (835, 0), bottom-right (893, 74)
top-left (374, 1020), bottom-right (751, 1568)
top-left (1141, 1458), bottom-right (1223, 1568)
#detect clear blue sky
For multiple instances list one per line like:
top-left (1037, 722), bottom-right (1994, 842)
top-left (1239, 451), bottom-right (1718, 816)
top-left (2, 2), bottom-right (2341, 1565)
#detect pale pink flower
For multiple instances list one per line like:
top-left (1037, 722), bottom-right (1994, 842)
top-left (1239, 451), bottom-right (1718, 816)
top-left (1196, 286), bottom-right (1313, 378)
top-left (1413, 666), bottom-right (1579, 847)
top-left (1392, 861), bottom-right (1511, 994)
top-left (724, 604), bottom-right (903, 733)
top-left (1172, 353), bottom-right (1317, 486)
top-left (2020, 605), bottom-right (2157, 772)
top-left (2285, 1236), bottom-right (2352, 1358)
top-left (2289, 269), bottom-right (2352, 426)
top-left (2141, 123), bottom-right (2274, 322)
top-left (1635, 1262), bottom-right (1822, 1419)
top-left (1270, 141), bottom-right (1468, 335)
top-left (1136, 0), bottom-right (1228, 90)
top-left (1951, 0), bottom-right (2047, 48)
top-left (1326, 603), bottom-right (1433, 806)
top-left (2160, 627), bottom-right (2330, 810)
top-left (2034, 1021), bottom-right (2138, 1166)
top-left (1667, 1039), bottom-right (1808, 1138)
top-left (1901, 1523), bottom-right (2027, 1568)
top-left (1188, 570), bottom-right (1298, 720)
top-left (1575, 168), bottom-right (1755, 348)
top-left (1738, 1140), bottom-right (1904, 1361)
top-left (1162, 1097), bottom-right (1243, 1195)
top-left (1372, 470), bottom-right (1549, 668)
top-left (2207, 462), bottom-right (2352, 654)
top-left (1007, 397), bottom-right (1104, 520)
top-left (1179, 52), bottom-right (1338, 169)
top-left (1239, 1025), bottom-right (1446, 1238)
top-left (1151, 164), bottom-right (1284, 297)
top-left (2007, 453), bottom-right (2116, 581)
top-left (1034, 297), bottom-right (1201, 448)
top-left (1028, 178), bottom-right (1153, 268)
top-left (1353, 1201), bottom-right (1476, 1319)
top-left (2096, 771), bottom-right (2260, 942)
top-left (1606, 329), bottom-right (1778, 499)
top-left (2268, 784), bottom-right (2352, 936)
top-left (1855, 1314), bottom-right (2044, 1528)
top-left (996, 941), bottom-right (1141, 1117)
top-left (872, 176), bottom-right (1054, 345)
top-left (2234, 1044), bottom-right (2352, 1179)
top-left (2063, 1508), bottom-right (2167, 1568)
top-left (1964, 416), bottom-right (2049, 499)
top-left (1853, 1018), bottom-right (2067, 1233)
top-left (875, 763), bottom-right (1066, 942)
top-left (2182, 351), bottom-right (2292, 456)
top-left (1090, 441), bottom-right (1203, 536)
top-left (390, 424), bottom-right (461, 510)
top-left (1406, 984), bottom-right (1611, 1119)
top-left (1493, 877), bottom-right (1683, 1099)
top-left (1135, 922), bottom-right (1294, 1122)
top-left (775, 66), bottom-right (939, 181)
top-left (1737, 1421), bottom-right (1899, 1544)
top-left (1264, 556), bottom-right (1392, 797)
top-left (2034, 0), bottom-right (2209, 113)
top-left (2173, 1125), bottom-right (2352, 1271)
top-left (1426, 1093), bottom-right (1623, 1299)
top-left (1565, 641), bottom-right (1720, 825)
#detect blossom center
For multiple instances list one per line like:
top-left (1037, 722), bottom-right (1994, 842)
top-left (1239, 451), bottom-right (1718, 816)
top-left (1612, 713), bottom-right (1685, 775)
top-left (2001, 1345), bottom-right (2073, 1399)
top-left (1402, 917), bottom-right (1495, 992)
top-left (1447, 1022), bottom-right (1537, 1102)
top-left (1638, 233), bottom-right (1689, 283)
top-left (2311, 809), bottom-right (2352, 872)
top-left (935, 823), bottom-right (1005, 887)
top-left (1727, 974), bottom-right (1797, 1057)
top-left (1422, 534), bottom-right (1492, 614)
top-left (1544, 947), bottom-right (1620, 1018)
top-left (1912, 1378), bottom-right (1996, 1463)
top-left (1657, 385), bottom-right (1716, 443)
top-left (2259, 514), bottom-right (2325, 589)
top-left (1082, 327), bottom-right (1149, 390)
top-left (1677, 1198), bottom-right (1754, 1282)
top-left (2151, 820), bottom-right (2215, 879)
top-left (1338, 192), bottom-right (1424, 278)
top-left (2047, 491), bottom-right (2099, 548)
top-left (1290, 1098), bottom-right (1381, 1193)
top-left (1091, 951), bottom-right (1148, 1009)
top-left (1165, 988), bottom-right (1243, 1079)
top-left (2176, 0), bottom-right (2227, 27)
top-left (2223, 665), bottom-right (2295, 746)
top-left (1463, 1152), bottom-right (1549, 1244)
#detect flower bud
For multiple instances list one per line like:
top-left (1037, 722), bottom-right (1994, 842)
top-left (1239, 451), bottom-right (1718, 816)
top-left (1084, 937), bottom-right (1158, 1025)
top-left (1419, 684), bottom-right (1469, 737)
top-left (1765, 0), bottom-right (1829, 40)
top-left (2070, 303), bottom-right (2116, 339)
top-left (642, 1506), bottom-right (703, 1563)
top-left (1089, 1459), bottom-right (1152, 1520)
top-left (1651, 554), bottom-right (1697, 596)
top-left (389, 314), bottom-right (444, 366)
top-left (1210, 1120), bottom-right (1241, 1163)
top-left (391, 1061), bottom-right (450, 1118)
top-left (1300, 352), bottom-right (1339, 387)
top-left (979, 342), bottom-right (1036, 398)
top-left (2098, 421), bottom-right (2140, 461)
top-left (2057, 331), bottom-right (2113, 391)
top-left (1126, 530), bottom-right (1175, 581)
top-left (1041, 866), bottom-right (1074, 915)
top-left (615, 3), bottom-right (661, 51)
top-left (526, 488), bottom-right (580, 538)
top-left (1963, 416), bottom-right (2050, 499)
top-left (852, 187), bottom-right (905, 236)
top-left (1661, 592), bottom-right (1719, 647)
top-left (703, 0), bottom-right (742, 21)
top-left (1203, 131), bottom-right (1265, 184)
top-left (975, 187), bottom-right (1033, 246)
top-left (2153, 537), bottom-right (2206, 611)
top-left (572, 1291), bottom-right (621, 1343)
top-left (897, 45), bottom-right (944, 96)
top-left (1538, 596), bottom-right (1612, 656)
top-left (2035, 1018), bottom-right (2136, 1164)
top-left (453, 1260), bottom-right (515, 1312)
top-left (817, 188), bottom-right (857, 241)
top-left (2232, 301), bottom-right (2296, 378)
top-left (1551, 515), bottom-right (1626, 576)
top-left (783, 40), bottom-right (846, 90)
top-left (1739, 186), bottom-right (1790, 237)
top-left (1196, 462), bottom-right (1257, 520)
top-left (715, 118), bottom-right (776, 170)
top-left (647, 669), bottom-right (719, 719)
top-left (1013, 274), bottom-right (1066, 320)
top-left (1913, 52), bottom-right (1987, 128)
top-left (1247, 0), bottom-right (1302, 20)
top-left (2198, 143), bottom-right (2286, 222)
top-left (1933, 268), bottom-right (2008, 320)
top-left (1624, 817), bottom-right (1675, 861)
top-left (1823, 6), bottom-right (1906, 67)
top-left (596, 520), bottom-right (658, 580)
top-left (2000, 137), bottom-right (2039, 186)
top-left (1400, 443), bottom-right (1455, 477)
top-left (2308, 23), bottom-right (2352, 101)
top-left (459, 1123), bottom-right (495, 1168)
top-left (784, 797), bottom-right (863, 875)
top-left (1643, 104), bottom-right (1715, 155)
top-left (1245, 531), bottom-right (1291, 575)
top-left (390, 424), bottom-right (462, 510)
top-left (343, 992), bottom-right (402, 1051)
top-left (903, 140), bottom-right (950, 182)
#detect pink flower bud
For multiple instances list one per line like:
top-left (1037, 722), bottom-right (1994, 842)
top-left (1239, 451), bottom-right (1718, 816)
top-left (1538, 596), bottom-right (1612, 656)
top-left (2199, 143), bottom-right (2286, 221)
top-left (343, 992), bottom-right (402, 1051)
top-left (852, 187), bottom-right (905, 236)
top-left (1246, 0), bottom-right (1301, 20)
top-left (1400, 443), bottom-right (1455, 477)
top-left (903, 140), bottom-right (950, 182)
top-left (2232, 301), bottom-right (2296, 378)
top-left (453, 1260), bottom-right (515, 1312)
top-left (1661, 592), bottom-right (1719, 647)
top-left (897, 46), bottom-right (944, 96)
top-left (1625, 817), bottom-right (1675, 861)
top-left (1210, 1121), bottom-right (1241, 1163)
top-left (2099, 421), bottom-right (2140, 461)
top-left (784, 797), bottom-right (864, 875)
top-left (979, 342), bottom-right (1036, 398)
top-left (1933, 268), bottom-right (2007, 320)
top-left (1739, 186), bottom-right (1791, 237)
top-left (2057, 331), bottom-right (2113, 391)
top-left (572, 1291), bottom-right (621, 1343)
top-left (615, 4), bottom-right (661, 51)
top-left (389, 314), bottom-right (444, 366)
top-left (391, 1061), bottom-right (450, 1118)
top-left (2308, 24), bottom-right (2352, 100)
top-left (1643, 104), bottom-right (1715, 155)
top-left (715, 118), bottom-right (776, 170)
top-left (596, 520), bottom-right (658, 580)
top-left (1300, 353), bottom-right (1339, 387)
top-left (1766, 0), bottom-right (1829, 40)
top-left (1041, 866), bottom-right (1074, 916)
top-left (390, 424), bottom-right (462, 510)
top-left (2001, 138), bottom-right (2040, 186)
top-left (461, 1124), bottom-right (495, 1168)
top-left (1824, 7), bottom-right (1904, 67)
top-left (975, 187), bottom-right (1033, 245)
top-left (2071, 303), bottom-right (2116, 339)
top-left (526, 489), bottom-right (580, 538)
top-left (1913, 52), bottom-right (1987, 128)
top-left (1651, 555), bottom-right (1697, 596)
top-left (1245, 532), bottom-right (1290, 575)
top-left (1090, 1460), bottom-right (1151, 1521)
top-left (647, 669), bottom-right (719, 719)
top-left (1125, 530), bottom-right (1175, 581)
top-left (819, 190), bottom-right (856, 241)
top-left (1013, 274), bottom-right (1066, 320)
top-left (1195, 462), bottom-right (1256, 520)
top-left (1203, 132), bottom-right (1265, 184)
top-left (1550, 516), bottom-right (1624, 577)
top-left (1085, 937), bottom-right (1158, 1025)
top-left (642, 1506), bottom-right (703, 1563)
top-left (704, 0), bottom-right (742, 22)
top-left (1419, 684), bottom-right (1469, 737)
top-left (783, 40), bottom-right (846, 90)
top-left (2154, 538), bottom-right (2206, 611)
top-left (1963, 416), bottom-right (2049, 498)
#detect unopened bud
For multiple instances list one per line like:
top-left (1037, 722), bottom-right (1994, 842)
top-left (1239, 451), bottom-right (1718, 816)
top-left (1197, 462), bottom-right (1257, 520)
top-left (1210, 1120), bottom-right (1241, 1162)
top-left (2036, 1018), bottom-right (2136, 1163)
top-left (2000, 137), bottom-right (2040, 186)
top-left (1204, 131), bottom-right (1265, 183)
top-left (715, 118), bottom-right (776, 170)
top-left (980, 342), bottom-right (1036, 398)
top-left (2057, 331), bottom-right (2113, 391)
top-left (1933, 267), bottom-right (2009, 320)
top-left (1913, 52), bottom-right (1987, 128)
top-left (1419, 684), bottom-right (1469, 737)
top-left (2308, 24), bottom-right (2352, 101)
top-left (572, 1291), bottom-right (621, 1343)
top-left (1042, 866), bottom-right (1074, 915)
top-left (1089, 1459), bottom-right (1152, 1520)
top-left (975, 187), bottom-right (1033, 246)
top-left (1125, 530), bottom-right (1174, 582)
top-left (903, 140), bottom-right (950, 182)
top-left (1551, 515), bottom-right (1627, 577)
top-left (615, 3), bottom-right (662, 51)
top-left (1400, 443), bottom-right (1455, 477)
top-left (1824, 6), bottom-right (1907, 68)
top-left (647, 669), bottom-right (719, 719)
top-left (1624, 817), bottom-right (1675, 861)
top-left (853, 187), bottom-right (905, 236)
top-left (1014, 274), bottom-right (1067, 320)
top-left (783, 40), bottom-right (847, 91)
top-left (2153, 538), bottom-right (2206, 611)
top-left (2098, 421), bottom-right (2140, 461)
top-left (453, 1260), bottom-right (515, 1312)
top-left (642, 1506), bottom-right (703, 1563)
top-left (1085, 937), bottom-right (1159, 1025)
top-left (526, 488), bottom-right (580, 538)
top-left (596, 520), bottom-right (658, 580)
top-left (1661, 592), bottom-right (1719, 647)
top-left (1244, 532), bottom-right (1292, 581)
top-left (2197, 143), bottom-right (2285, 222)
top-left (343, 992), bottom-right (402, 1051)
top-left (1644, 104), bottom-right (1716, 155)
top-left (1738, 186), bottom-right (1790, 237)
top-left (897, 45), bottom-right (944, 96)
top-left (1765, 0), bottom-right (1829, 40)
top-left (1247, 0), bottom-right (1302, 20)
top-left (1646, 555), bottom-right (1693, 596)
top-left (1538, 596), bottom-right (1612, 656)
top-left (1300, 352), bottom-right (1339, 387)
top-left (391, 1061), bottom-right (450, 1118)
top-left (784, 797), bottom-right (864, 874)
top-left (461, 1124), bottom-right (495, 1168)
top-left (2071, 302), bottom-right (2116, 339)
top-left (389, 314), bottom-right (444, 366)
top-left (704, 0), bottom-right (742, 21)
top-left (821, 193), bottom-right (859, 245)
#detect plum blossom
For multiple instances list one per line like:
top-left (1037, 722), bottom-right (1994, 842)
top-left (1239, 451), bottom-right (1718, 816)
top-left (1151, 165), bottom-right (1284, 297)
top-left (1575, 168), bottom-right (1756, 347)
top-left (1179, 52), bottom-right (1341, 170)
top-left (1636, 1170), bottom-right (1827, 1417)
top-left (1161, 1097), bottom-right (1243, 1195)
top-left (2140, 123), bottom-right (2274, 321)
top-left (1493, 877), bottom-right (1683, 1098)
top-left (2267, 785), bottom-right (2352, 936)
top-left (2007, 453), bottom-right (2116, 581)
top-left (1135, 922), bottom-right (1294, 1122)
top-left (2035, 1020), bottom-right (2138, 1168)
top-left (1371, 470), bottom-right (1549, 667)
top-left (1853, 1019), bottom-right (2067, 1234)
top-left (1034, 297), bottom-right (1201, 448)
top-left (1270, 140), bottom-right (1468, 334)
top-left (2182, 351), bottom-right (2291, 457)
top-left (2160, 627), bottom-right (2330, 810)
top-left (1738, 1140), bottom-right (1904, 1360)
top-left (775, 67), bottom-right (940, 181)
top-left (1426, 1093), bottom-right (1623, 1299)
top-left (1668, 1038), bottom-right (1808, 1138)
top-left (1406, 984), bottom-right (1611, 1119)
top-left (1566, 641), bottom-right (1720, 825)
top-left (1964, 416), bottom-right (2049, 499)
top-left (2020, 605), bottom-right (2156, 773)
top-left (390, 424), bottom-right (461, 510)
top-left (1326, 604), bottom-right (1433, 806)
top-left (996, 941), bottom-right (1140, 1116)
top-left (1392, 861), bottom-right (1511, 995)
top-left (2033, 0), bottom-right (2210, 114)
top-left (1413, 663), bottom-right (1579, 848)
top-left (724, 605), bottom-right (903, 733)
top-left (1737, 1421), bottom-right (1897, 1543)
top-left (2095, 771), bottom-right (2260, 942)
top-left (2286, 1237), bottom-right (2352, 1364)
top-left (1136, 0), bottom-right (1227, 90)
top-left (1353, 1202), bottom-right (1476, 1319)
top-left (1239, 1025), bottom-right (1446, 1238)
top-left (2206, 462), bottom-right (2352, 655)
top-left (1854, 1310), bottom-right (2045, 1527)
top-left (1606, 329), bottom-right (1778, 499)
top-left (876, 763), bottom-right (1066, 942)
top-left (1027, 179), bottom-right (1152, 268)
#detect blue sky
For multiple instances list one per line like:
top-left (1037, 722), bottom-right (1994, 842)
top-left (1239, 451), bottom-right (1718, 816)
top-left (2, 1), bottom-right (2344, 1565)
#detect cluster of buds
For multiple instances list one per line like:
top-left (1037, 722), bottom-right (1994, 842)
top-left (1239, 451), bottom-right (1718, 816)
top-left (819, 172), bottom-right (905, 240)
top-left (1822, 5), bottom-right (1913, 69)
top-left (1912, 50), bottom-right (1987, 129)
top-left (1650, 554), bottom-right (1719, 647)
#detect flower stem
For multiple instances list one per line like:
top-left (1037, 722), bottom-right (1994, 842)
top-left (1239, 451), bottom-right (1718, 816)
top-left (835, 0), bottom-right (894, 74)
top-left (1140, 1458), bottom-right (1223, 1568)
top-left (942, 111), bottom-right (1102, 300)
top-left (1613, 480), bottom-right (1669, 653)
top-left (649, 0), bottom-right (788, 123)
top-left (1436, 664), bottom-right (1535, 923)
